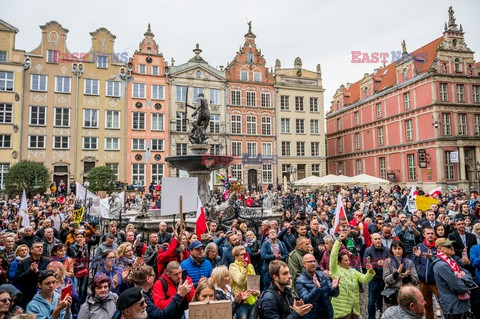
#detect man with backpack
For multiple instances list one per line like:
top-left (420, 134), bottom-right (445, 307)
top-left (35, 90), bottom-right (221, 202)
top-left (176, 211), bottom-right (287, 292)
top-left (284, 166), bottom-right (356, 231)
top-left (411, 226), bottom-right (439, 319)
top-left (258, 260), bottom-right (313, 319)
top-left (152, 261), bottom-right (195, 319)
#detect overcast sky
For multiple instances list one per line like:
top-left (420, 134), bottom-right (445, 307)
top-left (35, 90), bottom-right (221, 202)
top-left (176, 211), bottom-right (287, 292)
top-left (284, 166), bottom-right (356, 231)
top-left (3, 0), bottom-right (479, 112)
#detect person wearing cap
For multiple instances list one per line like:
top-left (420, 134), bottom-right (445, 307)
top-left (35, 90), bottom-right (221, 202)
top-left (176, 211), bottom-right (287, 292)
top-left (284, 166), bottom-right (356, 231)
top-left (117, 287), bottom-right (147, 319)
top-left (180, 241), bottom-right (212, 286)
top-left (433, 237), bottom-right (474, 317)
top-left (26, 269), bottom-right (72, 319)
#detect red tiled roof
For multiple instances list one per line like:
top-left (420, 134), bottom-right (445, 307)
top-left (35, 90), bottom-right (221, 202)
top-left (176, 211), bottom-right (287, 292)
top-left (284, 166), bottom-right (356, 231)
top-left (336, 36), bottom-right (444, 108)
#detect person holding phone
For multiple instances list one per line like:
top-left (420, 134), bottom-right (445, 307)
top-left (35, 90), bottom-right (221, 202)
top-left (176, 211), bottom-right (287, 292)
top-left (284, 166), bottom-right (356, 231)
top-left (26, 270), bottom-right (72, 319)
top-left (152, 261), bottom-right (195, 319)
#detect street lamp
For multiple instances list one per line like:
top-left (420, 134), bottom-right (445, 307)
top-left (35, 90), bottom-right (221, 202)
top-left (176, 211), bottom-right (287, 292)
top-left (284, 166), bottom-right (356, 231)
top-left (72, 63), bottom-right (84, 184)
top-left (476, 161), bottom-right (480, 190)
top-left (84, 180), bottom-right (90, 222)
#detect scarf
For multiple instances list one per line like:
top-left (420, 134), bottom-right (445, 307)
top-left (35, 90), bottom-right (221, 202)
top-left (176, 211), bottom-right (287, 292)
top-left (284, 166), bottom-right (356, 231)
top-left (437, 251), bottom-right (462, 277)
top-left (423, 238), bottom-right (436, 249)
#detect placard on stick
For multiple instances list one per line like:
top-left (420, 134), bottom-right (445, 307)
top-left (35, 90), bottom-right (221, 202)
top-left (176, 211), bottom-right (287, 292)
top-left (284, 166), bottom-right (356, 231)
top-left (161, 177), bottom-right (198, 216)
top-left (247, 274), bottom-right (261, 293)
top-left (188, 300), bottom-right (231, 319)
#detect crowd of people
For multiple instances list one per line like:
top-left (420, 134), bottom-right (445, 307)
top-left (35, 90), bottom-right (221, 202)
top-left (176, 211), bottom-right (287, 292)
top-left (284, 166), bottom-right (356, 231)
top-left (0, 184), bottom-right (479, 319)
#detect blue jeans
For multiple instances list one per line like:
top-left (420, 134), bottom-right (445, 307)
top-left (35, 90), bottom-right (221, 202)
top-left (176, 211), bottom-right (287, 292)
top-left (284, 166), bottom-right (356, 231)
top-left (235, 304), bottom-right (253, 319)
top-left (367, 280), bottom-right (384, 319)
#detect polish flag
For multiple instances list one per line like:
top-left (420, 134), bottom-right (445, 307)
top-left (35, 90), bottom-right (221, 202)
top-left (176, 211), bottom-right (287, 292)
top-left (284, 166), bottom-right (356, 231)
top-left (409, 186), bottom-right (419, 199)
top-left (333, 193), bottom-right (347, 233)
top-left (428, 186), bottom-right (443, 198)
top-left (195, 196), bottom-right (207, 238)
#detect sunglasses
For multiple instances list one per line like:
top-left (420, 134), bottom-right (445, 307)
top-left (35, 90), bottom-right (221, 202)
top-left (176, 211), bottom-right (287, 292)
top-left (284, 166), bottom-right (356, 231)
top-left (0, 298), bottom-right (11, 304)
top-left (137, 300), bottom-right (146, 307)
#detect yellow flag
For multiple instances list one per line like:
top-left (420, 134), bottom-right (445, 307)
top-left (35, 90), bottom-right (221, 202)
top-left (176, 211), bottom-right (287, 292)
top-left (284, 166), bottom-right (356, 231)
top-left (73, 207), bottom-right (85, 224)
top-left (415, 196), bottom-right (439, 211)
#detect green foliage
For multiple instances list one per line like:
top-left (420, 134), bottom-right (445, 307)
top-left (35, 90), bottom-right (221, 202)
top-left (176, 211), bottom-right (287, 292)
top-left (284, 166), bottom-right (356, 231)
top-left (86, 166), bottom-right (116, 193)
top-left (4, 160), bottom-right (50, 197)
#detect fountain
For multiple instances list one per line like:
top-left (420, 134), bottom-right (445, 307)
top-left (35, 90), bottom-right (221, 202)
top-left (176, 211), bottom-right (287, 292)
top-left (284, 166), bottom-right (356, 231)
top-left (165, 91), bottom-right (233, 218)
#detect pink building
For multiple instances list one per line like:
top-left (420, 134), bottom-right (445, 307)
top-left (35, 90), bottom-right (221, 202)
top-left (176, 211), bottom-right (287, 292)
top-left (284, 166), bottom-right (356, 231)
top-left (126, 24), bottom-right (169, 186)
top-left (326, 7), bottom-right (480, 190)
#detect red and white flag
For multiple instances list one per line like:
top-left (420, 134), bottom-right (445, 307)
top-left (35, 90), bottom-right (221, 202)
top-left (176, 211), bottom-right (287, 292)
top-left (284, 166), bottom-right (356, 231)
top-left (195, 196), bottom-right (207, 238)
top-left (409, 186), bottom-right (419, 199)
top-left (428, 186), bottom-right (443, 198)
top-left (333, 193), bottom-right (347, 233)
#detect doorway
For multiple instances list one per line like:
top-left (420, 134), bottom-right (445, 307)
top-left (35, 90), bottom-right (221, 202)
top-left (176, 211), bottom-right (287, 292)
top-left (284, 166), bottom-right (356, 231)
top-left (248, 169), bottom-right (257, 193)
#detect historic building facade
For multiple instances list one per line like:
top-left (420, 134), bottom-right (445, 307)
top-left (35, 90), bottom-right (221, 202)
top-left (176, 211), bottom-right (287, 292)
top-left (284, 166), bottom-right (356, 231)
top-left (21, 21), bottom-right (128, 185)
top-left (225, 24), bottom-right (276, 191)
top-left (73, 27), bottom-right (127, 183)
top-left (0, 20), bottom-right (24, 189)
top-left (326, 8), bottom-right (480, 190)
top-left (168, 44), bottom-right (227, 179)
top-left (20, 21), bottom-right (79, 187)
top-left (274, 58), bottom-right (326, 187)
top-left (126, 24), bottom-right (170, 186)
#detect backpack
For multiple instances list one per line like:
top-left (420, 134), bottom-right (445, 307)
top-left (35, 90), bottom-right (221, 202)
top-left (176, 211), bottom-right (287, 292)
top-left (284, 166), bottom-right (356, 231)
top-left (252, 287), bottom-right (283, 319)
top-left (426, 257), bottom-right (440, 284)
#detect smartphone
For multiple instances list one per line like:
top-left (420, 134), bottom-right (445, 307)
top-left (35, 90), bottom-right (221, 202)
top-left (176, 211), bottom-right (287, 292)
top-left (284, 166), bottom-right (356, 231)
top-left (61, 284), bottom-right (72, 300)
top-left (182, 270), bottom-right (187, 281)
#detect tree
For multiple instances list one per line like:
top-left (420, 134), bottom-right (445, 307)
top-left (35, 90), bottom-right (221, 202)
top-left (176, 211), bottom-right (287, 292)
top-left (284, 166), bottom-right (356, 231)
top-left (86, 166), bottom-right (116, 193)
top-left (4, 160), bottom-right (50, 197)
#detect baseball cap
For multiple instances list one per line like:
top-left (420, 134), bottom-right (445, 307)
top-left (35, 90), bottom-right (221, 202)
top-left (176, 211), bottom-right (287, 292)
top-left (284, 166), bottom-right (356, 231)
top-left (435, 238), bottom-right (455, 248)
top-left (189, 240), bottom-right (206, 250)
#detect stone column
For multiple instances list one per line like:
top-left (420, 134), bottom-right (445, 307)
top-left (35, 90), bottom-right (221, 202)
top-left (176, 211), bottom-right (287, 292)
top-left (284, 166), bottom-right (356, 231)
top-left (459, 146), bottom-right (466, 181)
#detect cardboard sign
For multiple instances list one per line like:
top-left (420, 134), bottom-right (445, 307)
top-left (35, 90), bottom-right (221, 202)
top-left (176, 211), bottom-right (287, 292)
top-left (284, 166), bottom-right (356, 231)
top-left (161, 177), bottom-right (198, 216)
top-left (189, 300), bottom-right (231, 319)
top-left (247, 274), bottom-right (261, 293)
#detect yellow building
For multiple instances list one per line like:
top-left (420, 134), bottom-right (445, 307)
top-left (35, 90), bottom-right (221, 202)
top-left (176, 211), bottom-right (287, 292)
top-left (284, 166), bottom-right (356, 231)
top-left (21, 21), bottom-right (78, 187)
top-left (21, 21), bottom-right (128, 186)
top-left (274, 58), bottom-right (326, 187)
top-left (0, 19), bottom-right (25, 189)
top-left (74, 27), bottom-right (127, 182)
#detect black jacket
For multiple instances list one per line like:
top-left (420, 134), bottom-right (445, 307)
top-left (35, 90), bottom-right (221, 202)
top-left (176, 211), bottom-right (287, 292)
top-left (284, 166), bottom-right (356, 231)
top-left (260, 282), bottom-right (299, 319)
top-left (158, 232), bottom-right (172, 245)
top-left (14, 256), bottom-right (50, 309)
top-left (448, 231), bottom-right (477, 258)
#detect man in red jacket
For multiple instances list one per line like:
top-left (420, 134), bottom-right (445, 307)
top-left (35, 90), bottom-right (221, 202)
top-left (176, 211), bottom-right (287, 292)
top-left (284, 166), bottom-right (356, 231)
top-left (153, 261), bottom-right (195, 319)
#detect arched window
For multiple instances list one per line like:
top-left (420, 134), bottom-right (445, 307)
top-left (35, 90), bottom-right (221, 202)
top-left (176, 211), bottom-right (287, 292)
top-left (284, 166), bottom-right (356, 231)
top-left (454, 58), bottom-right (461, 73)
top-left (247, 52), bottom-right (254, 63)
top-left (403, 68), bottom-right (408, 81)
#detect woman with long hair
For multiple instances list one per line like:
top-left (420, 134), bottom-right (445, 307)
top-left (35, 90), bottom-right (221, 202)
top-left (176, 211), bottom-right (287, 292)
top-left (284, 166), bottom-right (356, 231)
top-left (434, 223), bottom-right (447, 239)
top-left (78, 274), bottom-right (118, 319)
top-left (211, 266), bottom-right (250, 316)
top-left (192, 280), bottom-right (216, 302)
top-left (382, 240), bottom-right (418, 306)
